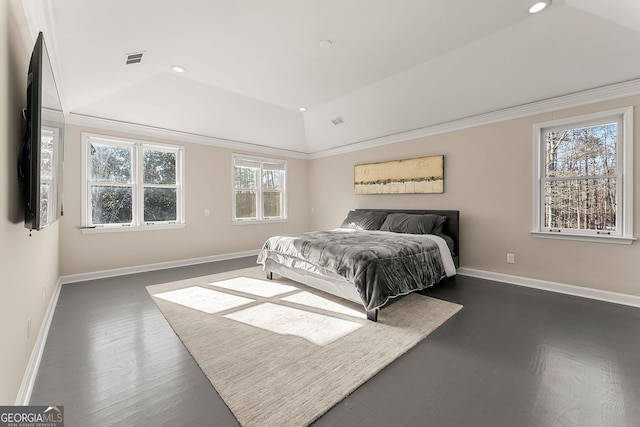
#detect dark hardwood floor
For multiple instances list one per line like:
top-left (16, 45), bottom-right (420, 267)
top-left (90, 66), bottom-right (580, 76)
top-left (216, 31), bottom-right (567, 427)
top-left (30, 257), bottom-right (640, 426)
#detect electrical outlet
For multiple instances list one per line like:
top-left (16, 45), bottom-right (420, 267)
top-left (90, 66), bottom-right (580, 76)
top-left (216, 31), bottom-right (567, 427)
top-left (204, 209), bottom-right (210, 217)
top-left (507, 253), bottom-right (515, 264)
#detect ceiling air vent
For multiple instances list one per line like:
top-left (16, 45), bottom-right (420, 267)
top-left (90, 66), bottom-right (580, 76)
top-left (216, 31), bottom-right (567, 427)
top-left (330, 116), bottom-right (345, 126)
top-left (124, 52), bottom-right (144, 65)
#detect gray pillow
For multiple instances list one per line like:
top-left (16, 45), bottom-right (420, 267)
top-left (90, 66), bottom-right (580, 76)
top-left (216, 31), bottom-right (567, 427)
top-left (340, 211), bottom-right (388, 230)
top-left (380, 213), bottom-right (446, 235)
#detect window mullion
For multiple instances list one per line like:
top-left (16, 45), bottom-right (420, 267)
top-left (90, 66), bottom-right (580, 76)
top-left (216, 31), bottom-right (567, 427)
top-left (545, 175), bottom-right (618, 182)
top-left (176, 148), bottom-right (183, 224)
top-left (257, 163), bottom-right (263, 221)
top-left (134, 143), bottom-right (142, 227)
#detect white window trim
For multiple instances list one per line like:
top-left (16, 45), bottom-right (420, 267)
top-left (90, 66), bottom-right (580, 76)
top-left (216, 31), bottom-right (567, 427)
top-left (531, 107), bottom-right (635, 244)
top-left (232, 154), bottom-right (287, 224)
top-left (81, 132), bottom-right (185, 233)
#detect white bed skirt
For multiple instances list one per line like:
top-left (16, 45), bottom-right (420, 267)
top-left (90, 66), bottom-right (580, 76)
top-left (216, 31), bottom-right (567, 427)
top-left (263, 258), bottom-right (364, 306)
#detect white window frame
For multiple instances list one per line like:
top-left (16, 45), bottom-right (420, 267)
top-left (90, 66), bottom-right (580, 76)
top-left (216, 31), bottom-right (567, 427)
top-left (232, 154), bottom-right (287, 224)
top-left (532, 107), bottom-right (634, 244)
top-left (81, 133), bottom-right (185, 233)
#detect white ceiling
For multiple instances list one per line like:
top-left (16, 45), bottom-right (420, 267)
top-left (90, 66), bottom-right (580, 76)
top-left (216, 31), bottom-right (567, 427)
top-left (23, 0), bottom-right (640, 155)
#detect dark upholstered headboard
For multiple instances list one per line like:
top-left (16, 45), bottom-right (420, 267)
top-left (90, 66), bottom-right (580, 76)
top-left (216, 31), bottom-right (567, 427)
top-left (353, 209), bottom-right (460, 268)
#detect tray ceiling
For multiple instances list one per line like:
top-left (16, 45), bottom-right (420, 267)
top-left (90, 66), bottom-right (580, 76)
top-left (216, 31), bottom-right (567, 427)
top-left (22, 0), bottom-right (640, 155)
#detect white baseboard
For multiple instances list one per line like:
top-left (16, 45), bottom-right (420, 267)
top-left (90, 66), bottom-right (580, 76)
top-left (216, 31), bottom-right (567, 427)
top-left (457, 267), bottom-right (640, 308)
top-left (15, 278), bottom-right (63, 405)
top-left (60, 250), bottom-right (261, 284)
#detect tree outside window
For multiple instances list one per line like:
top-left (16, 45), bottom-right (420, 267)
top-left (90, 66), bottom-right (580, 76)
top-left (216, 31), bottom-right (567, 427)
top-left (233, 155), bottom-right (286, 223)
top-left (533, 107), bottom-right (634, 244)
top-left (143, 148), bottom-right (178, 222)
top-left (544, 122), bottom-right (617, 232)
top-left (83, 134), bottom-right (184, 229)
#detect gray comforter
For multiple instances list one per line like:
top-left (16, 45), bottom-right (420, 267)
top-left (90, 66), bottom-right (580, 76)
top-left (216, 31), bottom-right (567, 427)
top-left (256, 229), bottom-right (448, 311)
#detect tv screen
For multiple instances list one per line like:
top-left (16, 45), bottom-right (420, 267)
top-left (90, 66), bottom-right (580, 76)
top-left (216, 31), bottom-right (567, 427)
top-left (18, 32), bottom-right (65, 231)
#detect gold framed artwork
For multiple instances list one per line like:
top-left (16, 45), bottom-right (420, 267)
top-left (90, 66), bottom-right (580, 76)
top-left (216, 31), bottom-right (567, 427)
top-left (354, 155), bottom-right (444, 194)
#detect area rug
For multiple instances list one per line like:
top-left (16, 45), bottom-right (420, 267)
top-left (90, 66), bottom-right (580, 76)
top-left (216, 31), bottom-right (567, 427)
top-left (147, 266), bottom-right (462, 427)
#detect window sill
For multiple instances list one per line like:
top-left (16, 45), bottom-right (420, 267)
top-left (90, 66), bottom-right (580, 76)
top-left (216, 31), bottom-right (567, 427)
top-left (531, 231), bottom-right (636, 245)
top-left (80, 223), bottom-right (186, 234)
top-left (233, 218), bottom-right (287, 225)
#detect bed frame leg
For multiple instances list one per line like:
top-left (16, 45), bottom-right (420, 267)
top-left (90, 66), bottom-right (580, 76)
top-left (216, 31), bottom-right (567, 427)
top-left (266, 271), bottom-right (273, 280)
top-left (366, 309), bottom-right (378, 322)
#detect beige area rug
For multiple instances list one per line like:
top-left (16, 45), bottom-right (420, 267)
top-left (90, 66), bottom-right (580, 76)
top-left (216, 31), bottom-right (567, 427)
top-left (147, 266), bottom-right (462, 427)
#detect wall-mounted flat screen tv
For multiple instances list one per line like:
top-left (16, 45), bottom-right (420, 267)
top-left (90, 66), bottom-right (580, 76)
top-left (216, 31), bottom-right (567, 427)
top-left (18, 32), bottom-right (65, 231)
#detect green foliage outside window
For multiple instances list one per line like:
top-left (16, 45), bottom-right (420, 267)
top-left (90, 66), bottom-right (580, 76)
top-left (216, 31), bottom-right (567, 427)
top-left (87, 140), bottom-right (181, 226)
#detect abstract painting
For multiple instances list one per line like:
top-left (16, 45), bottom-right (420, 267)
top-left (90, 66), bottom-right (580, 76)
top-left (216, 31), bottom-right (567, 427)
top-left (354, 155), bottom-right (444, 194)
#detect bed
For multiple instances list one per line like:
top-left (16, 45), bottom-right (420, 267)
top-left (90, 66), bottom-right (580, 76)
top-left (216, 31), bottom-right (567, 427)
top-left (257, 209), bottom-right (459, 321)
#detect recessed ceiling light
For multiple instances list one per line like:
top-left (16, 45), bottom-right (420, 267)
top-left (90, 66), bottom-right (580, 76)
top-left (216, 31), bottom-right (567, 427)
top-left (170, 65), bottom-right (187, 73)
top-left (319, 40), bottom-right (332, 49)
top-left (298, 107), bottom-right (307, 112)
top-left (528, 1), bottom-right (550, 14)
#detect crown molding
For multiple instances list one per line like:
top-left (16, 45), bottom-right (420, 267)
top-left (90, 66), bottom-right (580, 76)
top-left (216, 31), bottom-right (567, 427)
top-left (65, 113), bottom-right (309, 160)
top-left (308, 79), bottom-right (640, 159)
top-left (64, 79), bottom-right (640, 161)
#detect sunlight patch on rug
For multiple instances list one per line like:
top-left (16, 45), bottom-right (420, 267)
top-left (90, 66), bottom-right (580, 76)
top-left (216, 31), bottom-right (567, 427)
top-left (147, 266), bottom-right (463, 427)
top-left (154, 286), bottom-right (255, 314)
top-left (209, 276), bottom-right (298, 297)
top-left (281, 291), bottom-right (366, 319)
top-left (223, 302), bottom-right (363, 346)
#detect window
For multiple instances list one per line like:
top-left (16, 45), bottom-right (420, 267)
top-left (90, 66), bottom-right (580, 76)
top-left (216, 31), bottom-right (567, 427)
top-left (40, 126), bottom-right (61, 226)
top-left (532, 107), bottom-right (634, 244)
top-left (233, 155), bottom-right (287, 223)
top-left (81, 133), bottom-right (184, 231)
